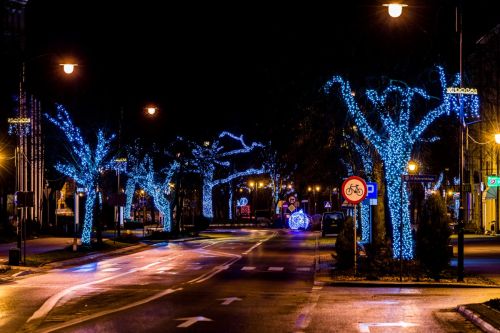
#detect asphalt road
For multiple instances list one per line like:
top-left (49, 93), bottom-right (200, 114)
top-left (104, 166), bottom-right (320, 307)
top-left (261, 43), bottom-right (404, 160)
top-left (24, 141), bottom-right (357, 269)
top-left (2, 230), bottom-right (500, 332)
top-left (451, 235), bottom-right (500, 283)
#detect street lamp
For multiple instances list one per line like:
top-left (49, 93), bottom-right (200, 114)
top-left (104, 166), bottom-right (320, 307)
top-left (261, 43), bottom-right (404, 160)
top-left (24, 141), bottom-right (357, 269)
top-left (145, 105), bottom-right (158, 117)
top-left (382, 0), bottom-right (468, 285)
top-left (495, 133), bottom-right (500, 236)
top-left (60, 63), bottom-right (77, 75)
top-left (383, 3), bottom-right (407, 18)
top-left (400, 160), bottom-right (418, 281)
top-left (8, 57), bottom-right (77, 263)
top-left (307, 185), bottom-right (321, 214)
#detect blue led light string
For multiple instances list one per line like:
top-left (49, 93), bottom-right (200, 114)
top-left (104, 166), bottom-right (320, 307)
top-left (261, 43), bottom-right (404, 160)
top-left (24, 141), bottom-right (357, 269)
top-left (325, 67), bottom-right (451, 259)
top-left (188, 132), bottom-right (266, 219)
top-left (45, 105), bottom-right (115, 245)
top-left (289, 210), bottom-right (309, 230)
top-left (139, 155), bottom-right (179, 232)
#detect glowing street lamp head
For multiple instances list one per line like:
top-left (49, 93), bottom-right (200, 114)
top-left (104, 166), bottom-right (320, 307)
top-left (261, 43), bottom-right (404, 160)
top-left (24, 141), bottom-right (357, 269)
top-left (146, 106), bottom-right (157, 116)
top-left (383, 3), bottom-right (407, 18)
top-left (60, 63), bottom-right (77, 74)
top-left (495, 133), bottom-right (500, 144)
top-left (407, 161), bottom-right (418, 173)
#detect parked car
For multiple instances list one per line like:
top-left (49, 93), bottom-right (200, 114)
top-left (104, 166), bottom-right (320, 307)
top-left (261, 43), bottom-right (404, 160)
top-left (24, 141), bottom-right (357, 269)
top-left (321, 211), bottom-right (345, 237)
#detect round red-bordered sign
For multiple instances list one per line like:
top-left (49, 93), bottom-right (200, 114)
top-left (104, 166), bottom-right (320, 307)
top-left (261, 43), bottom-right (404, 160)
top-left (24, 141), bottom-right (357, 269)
top-left (341, 176), bottom-right (368, 204)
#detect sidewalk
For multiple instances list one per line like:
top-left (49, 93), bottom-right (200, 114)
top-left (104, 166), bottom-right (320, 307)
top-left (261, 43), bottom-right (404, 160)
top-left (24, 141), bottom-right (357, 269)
top-left (314, 250), bottom-right (500, 333)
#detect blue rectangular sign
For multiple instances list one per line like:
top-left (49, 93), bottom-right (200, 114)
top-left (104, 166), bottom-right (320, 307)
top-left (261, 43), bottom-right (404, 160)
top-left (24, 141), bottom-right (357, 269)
top-left (366, 182), bottom-right (378, 199)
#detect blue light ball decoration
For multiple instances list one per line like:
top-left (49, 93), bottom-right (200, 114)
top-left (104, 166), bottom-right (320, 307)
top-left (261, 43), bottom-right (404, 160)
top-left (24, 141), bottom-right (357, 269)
top-left (288, 210), bottom-right (309, 230)
top-left (236, 197), bottom-right (248, 207)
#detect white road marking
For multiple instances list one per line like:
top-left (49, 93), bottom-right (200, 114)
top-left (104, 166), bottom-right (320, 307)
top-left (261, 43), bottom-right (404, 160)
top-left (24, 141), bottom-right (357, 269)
top-left (28, 261), bottom-right (161, 323)
top-left (358, 321), bottom-right (418, 332)
top-left (176, 316), bottom-right (213, 328)
top-left (268, 267), bottom-right (284, 271)
top-left (241, 232), bottom-right (277, 255)
top-left (241, 266), bottom-right (256, 271)
top-left (36, 288), bottom-right (182, 333)
top-left (218, 297), bottom-right (242, 305)
top-left (296, 267), bottom-right (311, 272)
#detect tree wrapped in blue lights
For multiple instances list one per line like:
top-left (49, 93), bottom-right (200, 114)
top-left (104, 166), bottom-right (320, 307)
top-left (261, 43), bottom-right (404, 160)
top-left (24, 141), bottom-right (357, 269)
top-left (189, 131), bottom-right (266, 219)
top-left (123, 143), bottom-right (145, 219)
top-left (140, 155), bottom-right (179, 232)
top-left (324, 67), bottom-right (451, 259)
top-left (45, 105), bottom-right (115, 246)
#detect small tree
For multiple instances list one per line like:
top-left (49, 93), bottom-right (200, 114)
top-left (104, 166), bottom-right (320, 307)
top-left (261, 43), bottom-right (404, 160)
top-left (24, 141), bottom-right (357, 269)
top-left (416, 193), bottom-right (452, 280)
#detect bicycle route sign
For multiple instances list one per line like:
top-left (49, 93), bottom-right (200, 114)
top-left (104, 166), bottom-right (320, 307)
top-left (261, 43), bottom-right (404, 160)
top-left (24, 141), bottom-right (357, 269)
top-left (341, 176), bottom-right (368, 205)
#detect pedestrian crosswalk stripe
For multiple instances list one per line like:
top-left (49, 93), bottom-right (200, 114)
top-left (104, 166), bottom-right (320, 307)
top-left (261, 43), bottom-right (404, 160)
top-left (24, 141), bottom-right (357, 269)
top-left (268, 267), bottom-right (284, 271)
top-left (241, 266), bottom-right (256, 271)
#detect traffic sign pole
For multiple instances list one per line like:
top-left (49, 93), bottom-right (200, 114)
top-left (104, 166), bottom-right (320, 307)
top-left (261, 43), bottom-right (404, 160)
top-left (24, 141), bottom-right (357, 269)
top-left (341, 176), bottom-right (368, 275)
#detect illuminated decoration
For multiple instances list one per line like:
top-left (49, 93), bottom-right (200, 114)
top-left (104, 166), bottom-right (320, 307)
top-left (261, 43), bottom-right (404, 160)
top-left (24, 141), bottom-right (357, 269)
top-left (325, 67), bottom-right (452, 259)
top-left (446, 75), bottom-right (480, 120)
top-left (446, 87), bottom-right (478, 95)
top-left (140, 155), bottom-right (179, 232)
top-left (45, 105), bottom-right (115, 246)
top-left (228, 188), bottom-right (233, 220)
top-left (237, 197), bottom-right (249, 206)
top-left (424, 172), bottom-right (443, 198)
top-left (288, 210), bottom-right (309, 230)
top-left (352, 142), bottom-right (373, 243)
top-left (124, 144), bottom-right (145, 219)
top-left (188, 131), bottom-right (266, 219)
top-left (8, 117), bottom-right (31, 136)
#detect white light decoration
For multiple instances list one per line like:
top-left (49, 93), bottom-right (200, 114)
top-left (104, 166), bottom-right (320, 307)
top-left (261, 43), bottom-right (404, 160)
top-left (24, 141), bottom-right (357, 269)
top-left (324, 67), bottom-right (452, 259)
top-left (188, 131), bottom-right (266, 219)
top-left (288, 210), bottom-right (309, 230)
top-left (45, 105), bottom-right (115, 246)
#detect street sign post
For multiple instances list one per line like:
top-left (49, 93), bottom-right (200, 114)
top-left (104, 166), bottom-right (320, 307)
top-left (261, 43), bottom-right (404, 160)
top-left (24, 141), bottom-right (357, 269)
top-left (341, 176), bottom-right (368, 275)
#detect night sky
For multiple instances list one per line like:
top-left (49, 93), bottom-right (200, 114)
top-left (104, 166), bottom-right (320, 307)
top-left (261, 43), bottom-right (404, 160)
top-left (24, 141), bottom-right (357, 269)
top-left (23, 0), bottom-right (500, 145)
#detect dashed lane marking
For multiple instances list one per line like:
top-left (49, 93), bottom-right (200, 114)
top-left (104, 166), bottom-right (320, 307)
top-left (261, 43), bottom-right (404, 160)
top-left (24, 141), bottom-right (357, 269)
top-left (268, 267), bottom-right (284, 272)
top-left (241, 266), bottom-right (256, 271)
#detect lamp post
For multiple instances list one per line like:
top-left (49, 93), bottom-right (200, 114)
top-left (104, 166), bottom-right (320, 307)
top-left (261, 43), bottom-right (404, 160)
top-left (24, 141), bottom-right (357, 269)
top-left (400, 160), bottom-right (418, 281)
top-left (8, 57), bottom-right (77, 263)
top-left (383, 0), bottom-right (467, 284)
top-left (495, 134), bottom-right (500, 235)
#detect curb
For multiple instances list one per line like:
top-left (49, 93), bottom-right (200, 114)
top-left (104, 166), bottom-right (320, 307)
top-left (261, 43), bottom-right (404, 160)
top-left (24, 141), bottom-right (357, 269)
top-left (457, 305), bottom-right (500, 333)
top-left (314, 277), bottom-right (500, 288)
